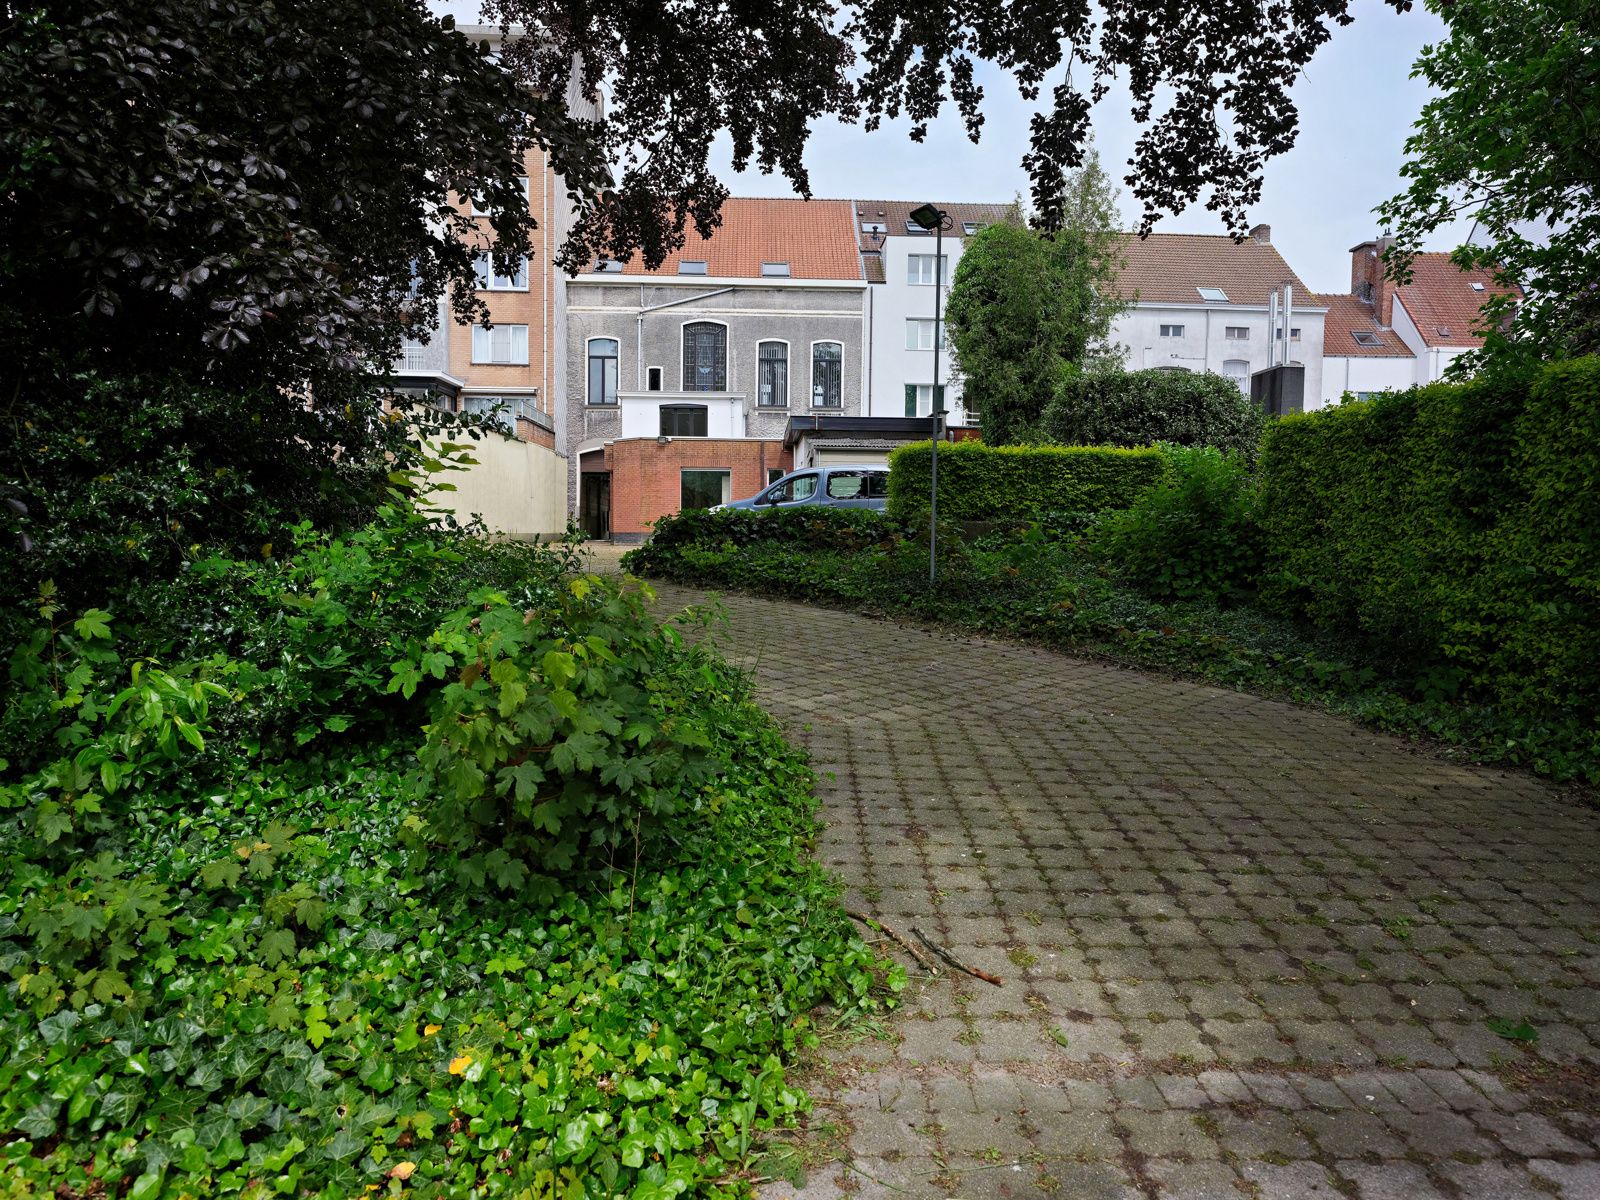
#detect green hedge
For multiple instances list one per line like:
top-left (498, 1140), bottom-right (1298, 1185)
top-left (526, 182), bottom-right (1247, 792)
top-left (886, 440), bottom-right (1166, 523)
top-left (1043, 367), bottom-right (1266, 457)
top-left (1258, 358), bottom-right (1599, 762)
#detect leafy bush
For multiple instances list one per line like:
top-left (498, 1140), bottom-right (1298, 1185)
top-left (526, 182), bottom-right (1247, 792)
top-left (1093, 446), bottom-right (1262, 602)
top-left (886, 440), bottom-right (1165, 523)
top-left (626, 508), bottom-right (1600, 784)
top-left (641, 505), bottom-right (890, 556)
top-left (1042, 366), bottom-right (1266, 457)
top-left (0, 507), bottom-right (896, 1199)
top-left (1258, 358), bottom-right (1599, 776)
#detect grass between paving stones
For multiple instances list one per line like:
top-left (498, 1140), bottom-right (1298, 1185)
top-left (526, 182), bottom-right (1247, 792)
top-left (623, 512), bottom-right (1599, 788)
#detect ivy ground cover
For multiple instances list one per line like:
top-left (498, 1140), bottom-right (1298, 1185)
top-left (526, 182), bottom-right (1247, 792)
top-left (0, 510), bottom-right (896, 1199)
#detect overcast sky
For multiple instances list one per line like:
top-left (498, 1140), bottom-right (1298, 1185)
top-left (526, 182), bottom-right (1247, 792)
top-left (434, 0), bottom-right (1471, 291)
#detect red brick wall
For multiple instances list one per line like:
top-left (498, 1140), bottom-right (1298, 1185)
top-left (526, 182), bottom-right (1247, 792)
top-left (608, 438), bottom-right (791, 536)
top-left (515, 416), bottom-right (556, 449)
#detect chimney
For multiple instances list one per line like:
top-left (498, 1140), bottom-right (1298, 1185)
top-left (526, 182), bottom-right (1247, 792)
top-left (1249, 223), bottom-right (1271, 244)
top-left (1349, 235), bottom-right (1397, 327)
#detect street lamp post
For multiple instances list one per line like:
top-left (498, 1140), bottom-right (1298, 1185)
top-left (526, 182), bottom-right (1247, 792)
top-left (908, 203), bottom-right (951, 585)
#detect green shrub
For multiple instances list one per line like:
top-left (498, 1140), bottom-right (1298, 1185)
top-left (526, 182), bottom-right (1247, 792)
top-left (0, 511), bottom-right (897, 1199)
top-left (1042, 366), bottom-right (1266, 457)
top-left (1257, 357), bottom-right (1599, 776)
top-left (886, 440), bottom-right (1165, 523)
top-left (1093, 446), bottom-right (1262, 602)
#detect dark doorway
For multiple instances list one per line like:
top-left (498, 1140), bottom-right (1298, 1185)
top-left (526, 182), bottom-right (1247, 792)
top-left (579, 472), bottom-right (611, 540)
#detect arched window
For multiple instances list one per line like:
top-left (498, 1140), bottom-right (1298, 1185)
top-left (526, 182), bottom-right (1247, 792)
top-left (811, 342), bottom-right (842, 408)
top-left (587, 338), bottom-right (618, 405)
top-left (757, 341), bottom-right (788, 407)
top-left (682, 323), bottom-right (727, 391)
top-left (1222, 359), bottom-right (1250, 393)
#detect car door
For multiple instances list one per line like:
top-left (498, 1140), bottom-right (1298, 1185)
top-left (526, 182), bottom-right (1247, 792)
top-left (767, 472), bottom-right (821, 508)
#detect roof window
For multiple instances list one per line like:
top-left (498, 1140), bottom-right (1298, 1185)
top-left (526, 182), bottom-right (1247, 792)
top-left (1470, 281), bottom-right (1486, 291)
top-left (962, 221), bottom-right (984, 235)
top-left (593, 258), bottom-right (624, 273)
top-left (1196, 286), bottom-right (1230, 302)
top-left (760, 261), bottom-right (791, 277)
top-left (678, 260), bottom-right (708, 275)
top-left (905, 221), bottom-right (928, 234)
top-left (861, 221), bottom-right (886, 235)
top-left (1351, 331), bottom-right (1381, 347)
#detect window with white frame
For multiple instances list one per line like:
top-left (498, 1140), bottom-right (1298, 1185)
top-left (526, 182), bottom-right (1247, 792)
top-left (472, 252), bottom-right (528, 291)
top-left (469, 176), bottom-right (530, 216)
top-left (1159, 324), bottom-right (1185, 338)
top-left (903, 384), bottom-right (946, 417)
top-left (471, 323), bottom-right (529, 364)
top-left (587, 338), bottom-right (618, 405)
top-left (1224, 325), bottom-right (1249, 340)
top-left (811, 342), bottom-right (842, 407)
top-left (906, 254), bottom-right (947, 285)
top-left (905, 318), bottom-right (942, 350)
top-left (1221, 359), bottom-right (1250, 393)
top-left (757, 341), bottom-right (788, 407)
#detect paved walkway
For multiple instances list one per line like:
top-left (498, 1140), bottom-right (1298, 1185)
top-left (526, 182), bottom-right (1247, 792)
top-left (643, 582), bottom-right (1600, 1200)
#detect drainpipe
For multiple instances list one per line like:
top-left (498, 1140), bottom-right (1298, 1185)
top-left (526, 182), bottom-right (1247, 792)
top-left (1268, 291), bottom-right (1280, 367)
top-left (1283, 285), bottom-right (1294, 363)
top-left (634, 287), bottom-right (733, 390)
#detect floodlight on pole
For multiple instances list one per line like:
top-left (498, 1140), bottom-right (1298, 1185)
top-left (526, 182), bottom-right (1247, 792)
top-left (909, 203), bottom-right (951, 585)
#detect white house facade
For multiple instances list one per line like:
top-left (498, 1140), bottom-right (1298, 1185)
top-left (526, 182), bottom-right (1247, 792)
top-left (1107, 226), bottom-right (1326, 406)
top-left (851, 200), bottom-right (1016, 427)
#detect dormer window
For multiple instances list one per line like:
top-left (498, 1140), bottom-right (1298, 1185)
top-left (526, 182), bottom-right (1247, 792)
top-left (1196, 286), bottom-right (1230, 302)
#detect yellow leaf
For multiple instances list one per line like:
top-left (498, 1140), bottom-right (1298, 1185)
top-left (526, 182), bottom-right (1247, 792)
top-left (448, 1054), bottom-right (472, 1075)
top-left (424, 1024), bottom-right (442, 1037)
top-left (389, 1162), bottom-right (417, 1181)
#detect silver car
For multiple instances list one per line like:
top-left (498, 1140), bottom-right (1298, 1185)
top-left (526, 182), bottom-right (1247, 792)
top-left (717, 465), bottom-right (889, 511)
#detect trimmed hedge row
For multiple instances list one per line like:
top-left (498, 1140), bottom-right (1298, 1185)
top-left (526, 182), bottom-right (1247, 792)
top-left (886, 440), bottom-right (1166, 522)
top-left (1258, 358), bottom-right (1599, 743)
top-left (1043, 367), bottom-right (1266, 458)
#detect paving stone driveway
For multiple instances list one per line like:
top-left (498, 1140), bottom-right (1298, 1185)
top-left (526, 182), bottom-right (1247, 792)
top-left (647, 581), bottom-right (1600, 1199)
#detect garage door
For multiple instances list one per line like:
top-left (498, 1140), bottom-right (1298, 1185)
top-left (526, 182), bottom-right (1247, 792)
top-left (815, 447), bottom-right (891, 468)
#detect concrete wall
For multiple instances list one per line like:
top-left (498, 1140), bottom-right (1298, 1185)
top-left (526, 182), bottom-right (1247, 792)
top-left (1318, 355), bottom-right (1417, 409)
top-left (1111, 302), bottom-right (1326, 407)
top-left (427, 430), bottom-right (569, 539)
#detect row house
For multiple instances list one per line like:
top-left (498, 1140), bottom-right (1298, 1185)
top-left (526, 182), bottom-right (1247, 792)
top-left (388, 26), bottom-right (601, 450)
top-left (1316, 237), bottom-right (1521, 407)
top-left (852, 199), bottom-right (1017, 426)
top-left (563, 198), bottom-right (877, 541)
top-left (1108, 226), bottom-right (1327, 406)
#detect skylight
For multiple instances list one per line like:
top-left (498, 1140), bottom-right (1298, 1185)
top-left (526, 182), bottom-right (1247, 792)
top-left (678, 260), bottom-right (708, 275)
top-left (1470, 281), bottom-right (1486, 291)
top-left (1196, 286), bottom-right (1230, 302)
top-left (905, 221), bottom-right (928, 234)
top-left (592, 258), bottom-right (623, 273)
top-left (1351, 331), bottom-right (1381, 347)
top-left (760, 261), bottom-right (791, 277)
top-left (861, 222), bottom-right (886, 235)
top-left (962, 221), bottom-right (984, 235)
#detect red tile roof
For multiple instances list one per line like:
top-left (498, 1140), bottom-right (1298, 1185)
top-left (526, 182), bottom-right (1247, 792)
top-left (1315, 294), bottom-right (1412, 358)
top-left (1393, 253), bottom-right (1520, 347)
top-left (611, 198), bottom-right (863, 281)
top-left (1110, 233), bottom-right (1311, 307)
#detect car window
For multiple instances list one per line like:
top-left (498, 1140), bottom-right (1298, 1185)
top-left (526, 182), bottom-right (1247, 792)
top-left (826, 471), bottom-right (863, 499)
top-left (865, 472), bottom-right (889, 499)
top-left (767, 474), bottom-right (817, 503)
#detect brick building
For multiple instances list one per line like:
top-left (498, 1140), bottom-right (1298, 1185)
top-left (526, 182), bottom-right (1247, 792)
top-left (389, 26), bottom-right (601, 450)
top-left (563, 198), bottom-right (871, 540)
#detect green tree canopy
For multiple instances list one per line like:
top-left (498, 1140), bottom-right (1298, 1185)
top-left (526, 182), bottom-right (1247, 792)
top-left (944, 158), bottom-right (1126, 445)
top-left (1377, 0), bottom-right (1600, 362)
